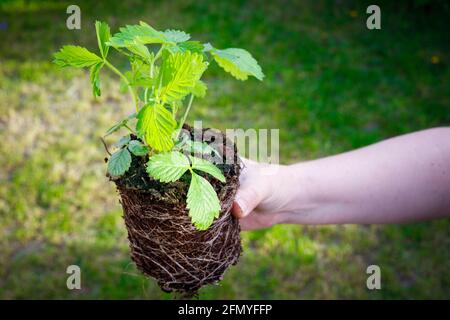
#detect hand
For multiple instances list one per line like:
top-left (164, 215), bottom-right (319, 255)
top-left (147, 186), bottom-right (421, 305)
top-left (231, 158), bottom-right (288, 230)
top-left (232, 128), bottom-right (450, 229)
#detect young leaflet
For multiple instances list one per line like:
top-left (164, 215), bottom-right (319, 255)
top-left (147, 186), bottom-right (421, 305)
top-left (53, 21), bottom-right (263, 230)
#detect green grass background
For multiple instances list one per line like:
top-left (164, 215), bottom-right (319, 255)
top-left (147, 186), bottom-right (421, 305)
top-left (0, 0), bottom-right (449, 299)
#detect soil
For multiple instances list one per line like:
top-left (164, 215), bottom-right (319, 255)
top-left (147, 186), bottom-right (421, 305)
top-left (108, 125), bottom-right (242, 297)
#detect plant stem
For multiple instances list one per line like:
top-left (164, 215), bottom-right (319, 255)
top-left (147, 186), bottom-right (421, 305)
top-left (176, 94), bottom-right (194, 140)
top-left (124, 123), bottom-right (136, 134)
top-left (100, 137), bottom-right (111, 156)
top-left (149, 46), bottom-right (164, 101)
top-left (104, 60), bottom-right (139, 113)
top-left (150, 61), bottom-right (154, 78)
top-left (144, 88), bottom-right (148, 103)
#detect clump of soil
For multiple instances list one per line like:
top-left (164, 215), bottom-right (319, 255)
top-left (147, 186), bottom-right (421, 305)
top-left (108, 125), bottom-right (242, 297)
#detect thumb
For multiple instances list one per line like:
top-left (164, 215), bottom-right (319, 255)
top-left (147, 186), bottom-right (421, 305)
top-left (232, 186), bottom-right (262, 219)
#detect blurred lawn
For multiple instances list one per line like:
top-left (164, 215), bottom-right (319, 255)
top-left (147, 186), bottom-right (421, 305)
top-left (0, 0), bottom-right (449, 299)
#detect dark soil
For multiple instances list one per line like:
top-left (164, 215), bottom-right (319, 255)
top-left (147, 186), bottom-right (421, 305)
top-left (108, 125), bottom-right (242, 297)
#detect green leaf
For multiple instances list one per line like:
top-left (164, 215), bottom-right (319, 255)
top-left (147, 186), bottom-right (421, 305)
top-left (108, 22), bottom-right (182, 48)
top-left (53, 45), bottom-right (103, 68)
top-left (146, 151), bottom-right (190, 182)
top-left (127, 44), bottom-right (152, 61)
top-left (190, 156), bottom-right (225, 183)
top-left (166, 41), bottom-right (204, 54)
top-left (207, 46), bottom-right (264, 81)
top-left (175, 133), bottom-right (219, 157)
top-left (90, 62), bottom-right (104, 97)
top-left (135, 22), bottom-right (176, 44)
top-left (163, 29), bottom-right (190, 43)
top-left (107, 23), bottom-right (160, 47)
top-left (107, 148), bottom-right (132, 177)
top-left (191, 80), bottom-right (207, 98)
top-left (187, 172), bottom-right (221, 230)
top-left (136, 103), bottom-right (177, 151)
top-left (158, 51), bottom-right (208, 103)
top-left (128, 140), bottom-right (149, 156)
top-left (95, 21), bottom-right (111, 58)
top-left (104, 113), bottom-right (136, 136)
top-left (107, 23), bottom-right (161, 47)
top-left (128, 58), bottom-right (154, 86)
top-left (115, 135), bottom-right (131, 148)
top-left (186, 140), bottom-right (219, 157)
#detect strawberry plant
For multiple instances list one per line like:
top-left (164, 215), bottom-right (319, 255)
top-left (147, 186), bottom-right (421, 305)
top-left (54, 21), bottom-right (263, 230)
top-left (53, 21), bottom-right (263, 295)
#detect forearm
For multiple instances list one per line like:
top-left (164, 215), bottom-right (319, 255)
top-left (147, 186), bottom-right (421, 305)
top-left (276, 127), bottom-right (450, 225)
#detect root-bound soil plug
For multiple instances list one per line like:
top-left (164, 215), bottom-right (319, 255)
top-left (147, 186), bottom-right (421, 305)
top-left (53, 21), bottom-right (263, 296)
top-left (112, 128), bottom-right (242, 296)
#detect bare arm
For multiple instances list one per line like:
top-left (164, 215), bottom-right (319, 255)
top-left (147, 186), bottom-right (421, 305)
top-left (232, 127), bottom-right (450, 230)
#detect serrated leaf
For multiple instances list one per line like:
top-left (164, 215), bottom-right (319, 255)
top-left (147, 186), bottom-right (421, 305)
top-left (190, 156), bottom-right (225, 183)
top-left (163, 29), bottom-right (190, 43)
top-left (53, 45), bottom-right (103, 68)
top-left (191, 80), bottom-right (207, 98)
top-left (95, 21), bottom-right (111, 58)
top-left (107, 148), bottom-right (132, 177)
top-left (127, 44), bottom-right (152, 61)
top-left (115, 135), bottom-right (131, 148)
top-left (107, 23), bottom-right (160, 47)
top-left (128, 58), bottom-right (154, 87)
top-left (158, 51), bottom-right (207, 103)
top-left (187, 172), bottom-right (221, 230)
top-left (90, 62), bottom-right (104, 97)
top-left (208, 46), bottom-right (264, 81)
top-left (146, 151), bottom-right (190, 182)
top-left (136, 103), bottom-right (176, 151)
top-left (175, 133), bottom-right (219, 157)
top-left (136, 22), bottom-right (175, 44)
top-left (128, 140), bottom-right (149, 156)
top-left (184, 140), bottom-right (219, 157)
top-left (107, 22), bottom-right (182, 48)
top-left (166, 41), bottom-right (204, 54)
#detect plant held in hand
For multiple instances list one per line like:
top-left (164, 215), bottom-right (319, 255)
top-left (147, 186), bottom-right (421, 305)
top-left (53, 21), bottom-right (263, 295)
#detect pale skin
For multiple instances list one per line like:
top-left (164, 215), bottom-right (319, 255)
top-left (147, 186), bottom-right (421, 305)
top-left (232, 127), bottom-right (450, 230)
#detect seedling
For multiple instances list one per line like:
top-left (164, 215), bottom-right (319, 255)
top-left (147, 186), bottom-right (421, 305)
top-left (53, 21), bottom-right (263, 230)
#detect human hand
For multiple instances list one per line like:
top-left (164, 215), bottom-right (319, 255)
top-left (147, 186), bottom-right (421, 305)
top-left (231, 158), bottom-right (289, 230)
top-left (232, 128), bottom-right (450, 229)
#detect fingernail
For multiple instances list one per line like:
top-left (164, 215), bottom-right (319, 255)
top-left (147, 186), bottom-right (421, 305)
top-left (235, 196), bottom-right (248, 217)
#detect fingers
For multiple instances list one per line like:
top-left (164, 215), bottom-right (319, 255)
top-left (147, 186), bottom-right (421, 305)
top-left (238, 211), bottom-right (280, 231)
top-left (231, 202), bottom-right (245, 219)
top-left (239, 219), bottom-right (265, 231)
top-left (232, 185), bottom-right (261, 219)
top-left (232, 157), bottom-right (263, 219)
top-left (239, 216), bottom-right (253, 230)
top-left (239, 215), bottom-right (262, 231)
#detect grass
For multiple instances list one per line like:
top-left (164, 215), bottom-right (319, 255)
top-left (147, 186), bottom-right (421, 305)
top-left (0, 0), bottom-right (449, 299)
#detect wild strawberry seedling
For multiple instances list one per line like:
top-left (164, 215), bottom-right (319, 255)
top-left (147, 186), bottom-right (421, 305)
top-left (53, 21), bottom-right (263, 231)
